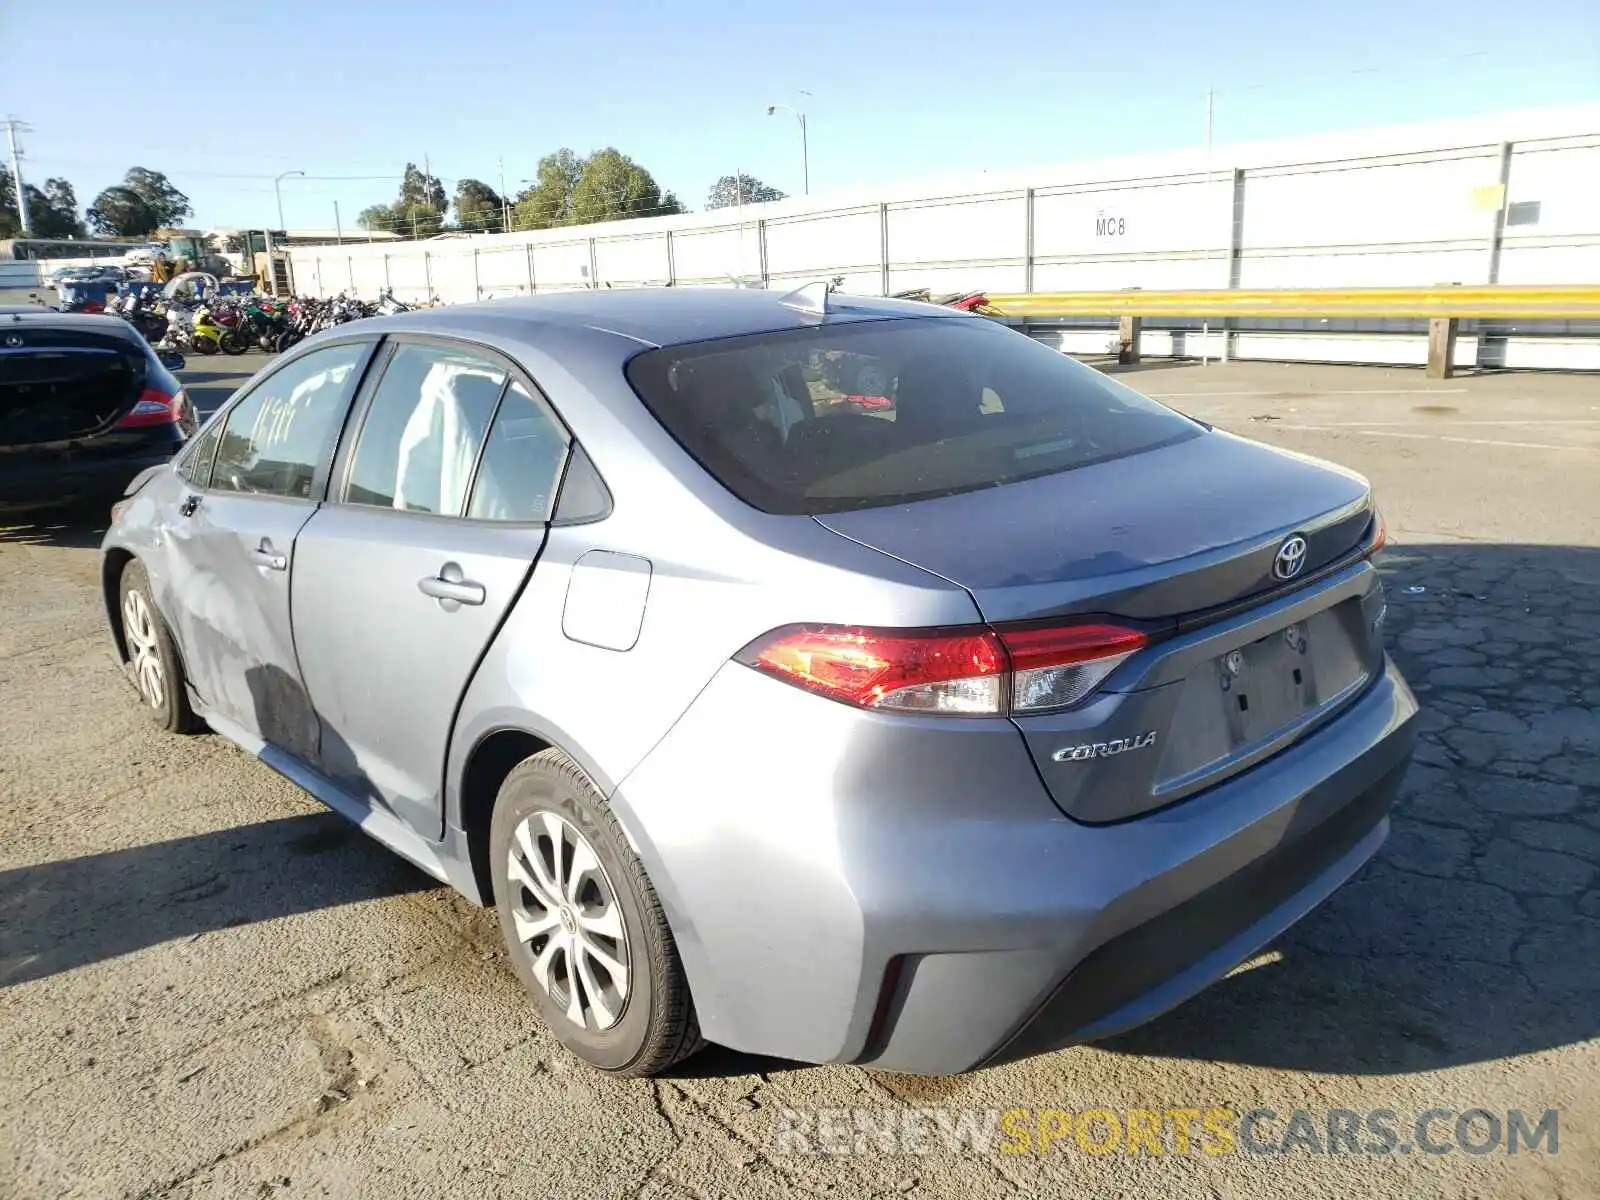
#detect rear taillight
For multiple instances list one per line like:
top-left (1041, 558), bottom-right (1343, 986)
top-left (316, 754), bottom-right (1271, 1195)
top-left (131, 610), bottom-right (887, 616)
top-left (738, 620), bottom-right (1148, 716)
top-left (997, 622), bottom-right (1149, 712)
top-left (739, 624), bottom-right (1007, 714)
top-left (1369, 509), bottom-right (1388, 554)
top-left (116, 387), bottom-right (194, 433)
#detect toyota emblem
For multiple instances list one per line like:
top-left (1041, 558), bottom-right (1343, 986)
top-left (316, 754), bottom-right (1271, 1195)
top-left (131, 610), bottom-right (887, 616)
top-left (1273, 534), bottom-right (1309, 581)
top-left (3, 334), bottom-right (21, 348)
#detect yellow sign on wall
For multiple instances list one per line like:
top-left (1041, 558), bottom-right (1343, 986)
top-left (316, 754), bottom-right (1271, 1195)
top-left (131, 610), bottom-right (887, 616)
top-left (1469, 184), bottom-right (1507, 212)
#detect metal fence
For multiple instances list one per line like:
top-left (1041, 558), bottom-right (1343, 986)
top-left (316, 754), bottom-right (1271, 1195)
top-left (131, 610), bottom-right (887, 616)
top-left (281, 104), bottom-right (1599, 369)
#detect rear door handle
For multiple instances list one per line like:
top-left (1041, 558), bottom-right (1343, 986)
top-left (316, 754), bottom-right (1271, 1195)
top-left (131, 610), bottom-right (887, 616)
top-left (419, 562), bottom-right (485, 608)
top-left (251, 539), bottom-right (288, 571)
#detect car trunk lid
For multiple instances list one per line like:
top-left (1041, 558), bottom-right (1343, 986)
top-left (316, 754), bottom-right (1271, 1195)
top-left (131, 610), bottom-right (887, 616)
top-left (0, 326), bottom-right (147, 447)
top-left (815, 430), bottom-right (1384, 822)
top-left (813, 430), bottom-right (1374, 625)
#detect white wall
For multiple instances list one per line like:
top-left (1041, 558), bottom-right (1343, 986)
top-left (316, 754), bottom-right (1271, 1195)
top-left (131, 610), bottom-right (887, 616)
top-left (283, 104), bottom-right (1600, 368)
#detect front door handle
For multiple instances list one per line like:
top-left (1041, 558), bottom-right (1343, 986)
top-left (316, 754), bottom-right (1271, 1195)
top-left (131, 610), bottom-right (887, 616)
top-left (178, 494), bottom-right (202, 518)
top-left (251, 539), bottom-right (288, 571)
top-left (419, 562), bottom-right (485, 608)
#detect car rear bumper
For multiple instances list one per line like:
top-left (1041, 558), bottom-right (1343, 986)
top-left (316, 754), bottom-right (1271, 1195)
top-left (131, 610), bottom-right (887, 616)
top-left (0, 436), bottom-right (179, 507)
top-left (612, 652), bottom-right (1417, 1075)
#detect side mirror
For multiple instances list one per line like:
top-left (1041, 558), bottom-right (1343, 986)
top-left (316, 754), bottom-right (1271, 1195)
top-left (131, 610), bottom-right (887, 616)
top-left (158, 349), bottom-right (187, 371)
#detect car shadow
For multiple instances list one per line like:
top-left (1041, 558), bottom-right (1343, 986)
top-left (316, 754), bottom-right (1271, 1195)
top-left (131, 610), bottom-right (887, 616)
top-left (0, 812), bottom-right (436, 988)
top-left (1097, 541), bottom-right (1600, 1074)
top-left (0, 504), bottom-right (109, 549)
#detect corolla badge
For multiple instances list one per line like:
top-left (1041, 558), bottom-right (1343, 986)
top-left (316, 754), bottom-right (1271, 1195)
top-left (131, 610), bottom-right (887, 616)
top-left (1052, 731), bottom-right (1158, 763)
top-left (1273, 534), bottom-right (1309, 580)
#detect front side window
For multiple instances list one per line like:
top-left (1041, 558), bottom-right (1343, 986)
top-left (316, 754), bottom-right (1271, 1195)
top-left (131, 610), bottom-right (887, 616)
top-left (344, 343), bottom-right (508, 515)
top-left (624, 316), bottom-right (1202, 515)
top-left (210, 341), bottom-right (368, 498)
top-left (178, 417), bottom-right (222, 486)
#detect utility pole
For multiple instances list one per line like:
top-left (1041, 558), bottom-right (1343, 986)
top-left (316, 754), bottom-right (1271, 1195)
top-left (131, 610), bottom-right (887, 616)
top-left (4, 117), bottom-right (34, 235)
top-left (334, 200), bottom-right (343, 246)
top-left (498, 157), bottom-right (510, 234)
top-left (735, 165), bottom-right (745, 286)
top-left (1201, 85), bottom-right (1215, 366)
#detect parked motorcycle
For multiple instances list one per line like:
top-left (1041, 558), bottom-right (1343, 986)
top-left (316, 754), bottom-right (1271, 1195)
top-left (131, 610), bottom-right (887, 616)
top-left (203, 301), bottom-right (251, 356)
top-left (113, 291), bottom-right (169, 343)
top-left (189, 303), bottom-right (247, 355)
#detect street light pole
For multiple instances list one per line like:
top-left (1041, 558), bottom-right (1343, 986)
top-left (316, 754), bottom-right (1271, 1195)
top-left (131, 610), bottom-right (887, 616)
top-left (766, 101), bottom-right (810, 195)
top-left (274, 169), bottom-right (306, 231)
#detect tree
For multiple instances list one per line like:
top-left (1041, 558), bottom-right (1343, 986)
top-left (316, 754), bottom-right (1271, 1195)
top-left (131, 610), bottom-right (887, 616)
top-left (705, 173), bottom-right (785, 209)
top-left (399, 162), bottom-right (446, 236)
top-left (27, 178), bottom-right (85, 238)
top-left (354, 164), bottom-right (450, 238)
top-left (569, 148), bottom-right (680, 225)
top-left (0, 166), bottom-right (19, 238)
top-left (357, 202), bottom-right (405, 233)
top-left (510, 148), bottom-right (583, 230)
top-left (453, 178), bottom-right (505, 232)
top-left (87, 186), bottom-right (159, 237)
top-left (0, 169), bottom-right (84, 238)
top-left (120, 167), bottom-right (191, 227)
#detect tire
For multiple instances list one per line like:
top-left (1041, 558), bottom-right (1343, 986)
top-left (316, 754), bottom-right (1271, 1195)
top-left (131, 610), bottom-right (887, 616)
top-left (219, 331), bottom-right (247, 355)
top-left (117, 560), bottom-right (202, 734)
top-left (193, 335), bottom-right (219, 355)
top-left (490, 749), bottom-right (701, 1076)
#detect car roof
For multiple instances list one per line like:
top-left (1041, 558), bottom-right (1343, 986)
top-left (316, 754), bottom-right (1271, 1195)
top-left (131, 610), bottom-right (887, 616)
top-left (360, 287), bottom-right (963, 349)
top-left (0, 309), bottom-right (146, 345)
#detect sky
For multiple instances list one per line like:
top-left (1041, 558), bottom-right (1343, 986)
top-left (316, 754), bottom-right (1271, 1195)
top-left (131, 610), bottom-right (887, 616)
top-left (2, 1), bottom-right (1596, 232)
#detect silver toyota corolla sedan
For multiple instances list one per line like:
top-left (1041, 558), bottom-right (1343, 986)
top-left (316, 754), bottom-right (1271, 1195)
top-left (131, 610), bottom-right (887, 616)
top-left (100, 287), bottom-right (1417, 1076)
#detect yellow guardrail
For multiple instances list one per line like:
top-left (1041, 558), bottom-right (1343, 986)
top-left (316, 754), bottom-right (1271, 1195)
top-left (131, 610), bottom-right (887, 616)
top-left (983, 285), bottom-right (1600, 320)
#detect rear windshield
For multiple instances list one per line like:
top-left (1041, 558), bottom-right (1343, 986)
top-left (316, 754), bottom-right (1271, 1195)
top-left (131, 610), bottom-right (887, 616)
top-left (624, 315), bottom-right (1202, 515)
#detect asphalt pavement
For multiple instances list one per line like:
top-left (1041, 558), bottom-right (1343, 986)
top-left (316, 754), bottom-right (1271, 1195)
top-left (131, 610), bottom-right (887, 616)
top-left (1, 358), bottom-right (1597, 1199)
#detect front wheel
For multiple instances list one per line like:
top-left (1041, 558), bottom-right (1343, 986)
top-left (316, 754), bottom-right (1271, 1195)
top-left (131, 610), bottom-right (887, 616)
top-left (490, 749), bottom-right (702, 1076)
top-left (118, 560), bottom-right (202, 734)
top-left (219, 331), bottom-right (248, 355)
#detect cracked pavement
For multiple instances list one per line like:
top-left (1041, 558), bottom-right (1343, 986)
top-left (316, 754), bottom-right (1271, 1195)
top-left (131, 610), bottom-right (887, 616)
top-left (1, 359), bottom-right (1596, 1199)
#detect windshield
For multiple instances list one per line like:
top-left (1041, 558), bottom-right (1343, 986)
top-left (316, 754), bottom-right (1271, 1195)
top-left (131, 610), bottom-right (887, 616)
top-left (624, 315), bottom-right (1203, 515)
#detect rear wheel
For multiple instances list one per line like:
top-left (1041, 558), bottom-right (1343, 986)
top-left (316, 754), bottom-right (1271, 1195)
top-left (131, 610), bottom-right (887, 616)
top-left (118, 560), bottom-right (202, 734)
top-left (192, 335), bottom-right (219, 355)
top-left (490, 749), bottom-right (701, 1076)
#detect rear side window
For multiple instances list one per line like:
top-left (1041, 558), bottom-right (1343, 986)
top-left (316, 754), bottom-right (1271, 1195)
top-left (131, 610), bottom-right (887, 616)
top-left (466, 380), bottom-right (569, 522)
top-left (210, 342), bottom-right (367, 499)
top-left (344, 343), bottom-right (506, 515)
top-left (624, 316), bottom-right (1201, 515)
